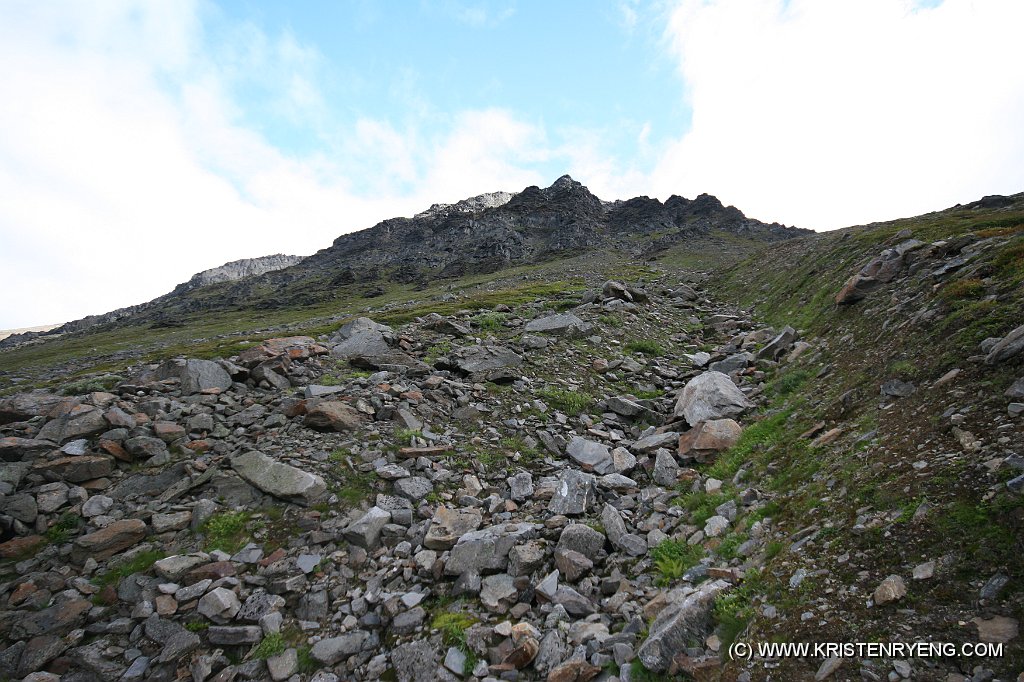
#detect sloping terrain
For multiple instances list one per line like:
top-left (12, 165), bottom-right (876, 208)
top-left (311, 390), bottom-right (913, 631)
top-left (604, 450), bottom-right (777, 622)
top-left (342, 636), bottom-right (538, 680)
top-left (0, 190), bottom-right (1020, 682)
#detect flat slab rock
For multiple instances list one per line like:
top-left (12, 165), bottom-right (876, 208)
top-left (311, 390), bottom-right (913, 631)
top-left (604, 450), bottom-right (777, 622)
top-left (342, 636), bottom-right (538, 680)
top-left (230, 451), bottom-right (326, 506)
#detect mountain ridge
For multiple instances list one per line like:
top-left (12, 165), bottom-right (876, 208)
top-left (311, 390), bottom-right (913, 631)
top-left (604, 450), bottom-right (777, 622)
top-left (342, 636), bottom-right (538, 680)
top-left (1, 176), bottom-right (806, 347)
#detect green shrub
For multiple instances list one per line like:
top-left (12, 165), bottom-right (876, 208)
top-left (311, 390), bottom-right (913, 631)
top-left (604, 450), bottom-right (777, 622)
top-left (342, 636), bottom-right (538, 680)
top-left (471, 312), bottom-right (508, 331)
top-left (650, 539), bottom-right (704, 586)
top-left (624, 339), bottom-right (663, 356)
top-left (252, 632), bottom-right (287, 659)
top-left (202, 511), bottom-right (255, 553)
top-left (537, 386), bottom-right (593, 414)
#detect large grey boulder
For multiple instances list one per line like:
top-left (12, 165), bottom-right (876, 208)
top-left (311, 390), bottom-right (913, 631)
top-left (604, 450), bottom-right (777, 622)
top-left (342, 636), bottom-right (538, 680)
top-left (601, 503), bottom-right (647, 556)
top-left (444, 522), bottom-right (539, 576)
top-left (343, 507), bottom-right (391, 549)
top-left (556, 524), bottom-right (605, 561)
top-left (311, 632), bottom-right (369, 666)
top-left (524, 313), bottom-right (592, 338)
top-left (986, 324), bottom-right (1024, 364)
top-left (566, 437), bottom-right (613, 474)
top-left (157, 359), bottom-right (232, 394)
top-left (230, 451), bottom-right (326, 506)
top-left (448, 344), bottom-right (524, 376)
top-left (673, 371), bottom-right (752, 426)
top-left (330, 317), bottom-right (395, 359)
top-left (757, 326), bottom-right (797, 360)
top-left (36, 405), bottom-right (108, 444)
top-left (547, 469), bottom-right (596, 515)
top-left (637, 579), bottom-right (731, 672)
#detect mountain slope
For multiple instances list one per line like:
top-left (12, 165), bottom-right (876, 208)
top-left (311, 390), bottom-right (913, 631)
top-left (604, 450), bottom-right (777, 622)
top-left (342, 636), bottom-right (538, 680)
top-left (0, 188), bottom-right (1021, 681)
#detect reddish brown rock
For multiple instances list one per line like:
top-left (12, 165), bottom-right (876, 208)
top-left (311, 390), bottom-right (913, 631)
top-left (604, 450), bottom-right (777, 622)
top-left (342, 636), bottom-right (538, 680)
top-left (153, 421), bottom-right (186, 442)
top-left (0, 436), bottom-right (53, 461)
top-left (547, 659), bottom-right (601, 682)
top-left (71, 518), bottom-right (147, 563)
top-left (33, 455), bottom-right (114, 483)
top-left (185, 561), bottom-right (237, 585)
top-left (0, 535), bottom-right (46, 559)
top-left (304, 400), bottom-right (363, 432)
top-left (678, 419), bottom-right (742, 462)
top-left (98, 439), bottom-right (131, 462)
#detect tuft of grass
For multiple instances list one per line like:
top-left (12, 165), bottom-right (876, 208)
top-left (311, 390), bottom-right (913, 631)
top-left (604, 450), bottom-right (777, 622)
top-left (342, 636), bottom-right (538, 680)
top-left (44, 511), bottom-right (81, 544)
top-left (650, 539), bottom-right (704, 586)
top-left (471, 311), bottom-right (508, 332)
top-left (940, 278), bottom-right (986, 305)
top-left (431, 611), bottom-right (479, 671)
top-left (94, 549), bottom-right (166, 586)
top-left (675, 490), bottom-right (736, 527)
top-left (202, 511), bottom-right (256, 553)
top-left (330, 469), bottom-right (377, 506)
top-left (624, 339), bottom-right (663, 356)
top-left (252, 632), bottom-right (287, 660)
top-left (537, 386), bottom-right (593, 415)
top-left (715, 569), bottom-right (765, 655)
top-left (394, 428), bottom-right (423, 442)
top-left (185, 620), bottom-right (210, 632)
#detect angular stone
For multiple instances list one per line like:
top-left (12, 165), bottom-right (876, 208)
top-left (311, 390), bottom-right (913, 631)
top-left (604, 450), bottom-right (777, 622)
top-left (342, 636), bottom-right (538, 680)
top-left (33, 455), bottom-right (113, 483)
top-left (602, 503), bottom-right (648, 556)
top-left (637, 579), bottom-right (730, 672)
top-left (36, 405), bottom-right (108, 444)
top-left (523, 313), bottom-right (592, 337)
top-left (508, 471), bottom-right (534, 501)
top-left (444, 522), bottom-right (538, 576)
top-left (652, 449), bottom-right (678, 486)
top-left (757, 326), bottom-right (797, 360)
top-left (198, 587), bottom-right (241, 623)
top-left (0, 437), bottom-right (53, 462)
top-left (207, 625), bottom-right (263, 645)
top-left (158, 358), bottom-right (232, 394)
top-left (508, 540), bottom-right (546, 576)
top-left (125, 436), bottom-right (169, 462)
top-left (329, 317), bottom-right (394, 359)
top-left (151, 511), bottom-right (192, 533)
top-left (872, 575), bottom-right (907, 605)
top-left (547, 659), bottom-right (601, 682)
top-left (631, 432), bottom-right (680, 454)
top-left (423, 506), bottom-right (483, 550)
top-left (449, 344), bottom-right (523, 376)
top-left (480, 573), bottom-right (517, 610)
top-left (678, 419), bottom-right (742, 462)
top-left (557, 524), bottom-right (605, 560)
top-left (673, 372), bottom-right (752, 426)
top-left (154, 554), bottom-right (208, 581)
top-left (311, 632), bottom-right (369, 665)
top-left (305, 401), bottom-right (364, 432)
top-left (72, 518), bottom-right (147, 563)
top-left (547, 469), bottom-right (596, 515)
top-left (231, 450), bottom-right (326, 506)
top-left (566, 436), bottom-right (613, 474)
top-left (344, 506), bottom-right (391, 549)
top-left (393, 476), bottom-right (433, 502)
top-left (986, 324), bottom-right (1024, 364)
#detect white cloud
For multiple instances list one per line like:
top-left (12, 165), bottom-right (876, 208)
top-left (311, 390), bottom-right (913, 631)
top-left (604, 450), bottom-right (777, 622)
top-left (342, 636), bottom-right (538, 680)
top-left (0, 1), bottom-right (545, 328)
top-left (650, 0), bottom-right (1024, 229)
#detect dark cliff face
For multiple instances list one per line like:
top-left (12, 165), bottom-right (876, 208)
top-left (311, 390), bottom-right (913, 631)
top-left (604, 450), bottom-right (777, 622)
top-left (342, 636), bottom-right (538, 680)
top-left (300, 175), bottom-right (807, 285)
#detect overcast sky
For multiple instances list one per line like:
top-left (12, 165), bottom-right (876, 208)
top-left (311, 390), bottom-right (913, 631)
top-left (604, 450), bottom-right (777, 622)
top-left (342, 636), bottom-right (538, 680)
top-left (1, 0), bottom-right (1023, 329)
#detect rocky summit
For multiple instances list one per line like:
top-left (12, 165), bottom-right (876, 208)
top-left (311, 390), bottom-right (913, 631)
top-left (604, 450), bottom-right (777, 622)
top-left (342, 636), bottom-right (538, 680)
top-left (0, 182), bottom-right (1022, 682)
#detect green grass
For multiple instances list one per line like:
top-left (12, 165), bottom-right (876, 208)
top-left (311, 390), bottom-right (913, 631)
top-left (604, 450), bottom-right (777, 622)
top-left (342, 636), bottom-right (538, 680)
top-left (44, 511), bottom-right (81, 544)
top-left (650, 539), bottom-right (704, 586)
top-left (394, 428), bottom-right (423, 442)
top-left (705, 408), bottom-right (793, 481)
top-left (431, 611), bottom-right (479, 672)
top-left (185, 620), bottom-right (210, 632)
top-left (675, 490), bottom-right (736, 527)
top-left (252, 633), bottom-right (287, 660)
top-left (537, 386), bottom-right (594, 414)
top-left (93, 549), bottom-right (166, 586)
top-left (201, 511), bottom-right (256, 553)
top-left (329, 469), bottom-right (377, 506)
top-left (715, 568), bottom-right (765, 655)
top-left (624, 339), bottom-right (664, 356)
top-left (471, 311), bottom-right (508, 331)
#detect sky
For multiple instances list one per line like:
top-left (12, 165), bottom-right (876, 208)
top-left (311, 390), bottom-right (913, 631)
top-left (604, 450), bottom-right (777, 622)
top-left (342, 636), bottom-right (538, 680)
top-left (1, 0), bottom-right (1023, 329)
